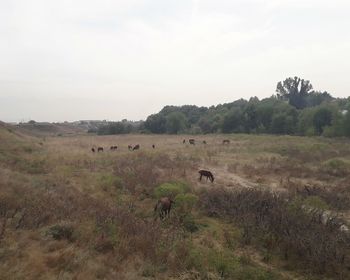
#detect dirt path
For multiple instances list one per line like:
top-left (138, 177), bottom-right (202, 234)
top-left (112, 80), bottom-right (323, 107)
top-left (194, 164), bottom-right (285, 192)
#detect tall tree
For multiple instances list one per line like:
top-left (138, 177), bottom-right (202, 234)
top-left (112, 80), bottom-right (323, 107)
top-left (313, 107), bottom-right (333, 135)
top-left (165, 112), bottom-right (188, 134)
top-left (276, 77), bottom-right (313, 109)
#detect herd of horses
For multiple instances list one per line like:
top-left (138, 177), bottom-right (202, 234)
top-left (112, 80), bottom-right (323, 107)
top-left (91, 144), bottom-right (143, 153)
top-left (90, 138), bottom-right (226, 220)
top-left (183, 139), bottom-right (230, 145)
top-left (91, 138), bottom-right (230, 153)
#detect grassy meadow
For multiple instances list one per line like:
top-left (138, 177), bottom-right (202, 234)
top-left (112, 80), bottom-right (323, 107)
top-left (1, 124), bottom-right (350, 279)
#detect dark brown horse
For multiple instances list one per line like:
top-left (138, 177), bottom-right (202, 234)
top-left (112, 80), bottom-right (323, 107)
top-left (183, 139), bottom-right (186, 144)
top-left (223, 139), bottom-right (230, 144)
top-left (202, 140), bottom-right (207, 144)
top-left (133, 144), bottom-right (140, 151)
top-left (199, 170), bottom-right (214, 182)
top-left (189, 139), bottom-right (195, 145)
top-left (154, 197), bottom-right (175, 220)
top-left (110, 146), bottom-right (118, 150)
top-left (97, 147), bottom-right (104, 152)
top-left (91, 148), bottom-right (95, 153)
top-left (152, 144), bottom-right (155, 149)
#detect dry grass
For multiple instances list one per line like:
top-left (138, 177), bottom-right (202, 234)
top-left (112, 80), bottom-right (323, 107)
top-left (1, 127), bottom-right (350, 279)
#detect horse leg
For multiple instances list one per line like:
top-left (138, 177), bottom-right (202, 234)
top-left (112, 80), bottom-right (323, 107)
top-left (199, 174), bottom-right (202, 181)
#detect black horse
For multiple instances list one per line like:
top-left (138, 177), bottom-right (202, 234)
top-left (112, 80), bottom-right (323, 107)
top-left (152, 144), bottom-right (155, 149)
top-left (199, 170), bottom-right (214, 183)
top-left (91, 148), bottom-right (95, 153)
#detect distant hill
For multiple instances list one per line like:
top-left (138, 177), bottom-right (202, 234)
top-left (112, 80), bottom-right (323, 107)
top-left (15, 121), bottom-right (87, 137)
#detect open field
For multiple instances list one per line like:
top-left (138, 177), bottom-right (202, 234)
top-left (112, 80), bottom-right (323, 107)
top-left (1, 124), bottom-right (350, 279)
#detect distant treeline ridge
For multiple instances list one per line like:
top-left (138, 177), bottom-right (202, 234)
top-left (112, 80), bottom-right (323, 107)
top-left (94, 77), bottom-right (350, 137)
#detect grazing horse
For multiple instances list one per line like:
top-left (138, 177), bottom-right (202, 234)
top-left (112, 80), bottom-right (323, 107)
top-left (97, 147), bottom-right (104, 152)
top-left (154, 197), bottom-right (175, 220)
top-left (133, 144), bottom-right (140, 151)
top-left (110, 145), bottom-right (117, 150)
top-left (199, 170), bottom-right (214, 183)
top-left (152, 144), bottom-right (155, 149)
top-left (128, 145), bottom-right (133, 151)
top-left (189, 139), bottom-right (195, 145)
top-left (91, 148), bottom-right (95, 153)
top-left (222, 139), bottom-right (230, 144)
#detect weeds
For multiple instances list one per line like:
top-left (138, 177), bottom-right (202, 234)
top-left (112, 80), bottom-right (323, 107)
top-left (200, 187), bottom-right (350, 277)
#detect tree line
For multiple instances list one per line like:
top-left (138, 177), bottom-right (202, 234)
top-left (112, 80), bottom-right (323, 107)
top-left (96, 77), bottom-right (350, 137)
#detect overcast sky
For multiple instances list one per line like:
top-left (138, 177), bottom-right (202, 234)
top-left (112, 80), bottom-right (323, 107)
top-left (1, 0), bottom-right (349, 122)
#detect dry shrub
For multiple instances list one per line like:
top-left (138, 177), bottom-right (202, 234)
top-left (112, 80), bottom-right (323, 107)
top-left (113, 152), bottom-right (195, 196)
top-left (200, 187), bottom-right (350, 278)
top-left (320, 158), bottom-right (350, 177)
top-left (0, 181), bottom-right (172, 266)
top-left (292, 184), bottom-right (350, 211)
top-left (45, 249), bottom-right (77, 271)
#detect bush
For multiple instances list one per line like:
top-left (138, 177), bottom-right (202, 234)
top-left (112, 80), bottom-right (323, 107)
top-left (303, 195), bottom-right (329, 210)
top-left (47, 223), bottom-right (74, 241)
top-left (200, 188), bottom-right (350, 277)
top-left (174, 193), bottom-right (198, 213)
top-left (154, 181), bottom-right (190, 199)
top-left (98, 174), bottom-right (123, 191)
top-left (182, 215), bottom-right (199, 233)
top-left (322, 158), bottom-right (350, 176)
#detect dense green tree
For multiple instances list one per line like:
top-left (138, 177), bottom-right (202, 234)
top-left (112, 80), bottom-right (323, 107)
top-left (222, 108), bottom-right (243, 133)
top-left (165, 112), bottom-right (188, 134)
top-left (342, 111), bottom-right (350, 136)
top-left (144, 114), bottom-right (167, 133)
top-left (305, 91), bottom-right (333, 107)
top-left (313, 107), bottom-right (333, 135)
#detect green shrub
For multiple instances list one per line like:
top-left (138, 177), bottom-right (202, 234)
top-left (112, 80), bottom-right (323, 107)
top-left (322, 158), bottom-right (350, 176)
top-left (208, 250), bottom-right (238, 278)
top-left (174, 193), bottom-right (198, 213)
top-left (304, 196), bottom-right (329, 210)
top-left (98, 174), bottom-right (123, 191)
top-left (47, 223), bottom-right (74, 241)
top-left (154, 181), bottom-right (190, 199)
top-left (185, 247), bottom-right (205, 272)
top-left (182, 215), bottom-right (199, 233)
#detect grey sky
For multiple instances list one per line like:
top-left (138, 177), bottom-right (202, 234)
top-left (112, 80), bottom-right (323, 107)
top-left (1, 0), bottom-right (349, 122)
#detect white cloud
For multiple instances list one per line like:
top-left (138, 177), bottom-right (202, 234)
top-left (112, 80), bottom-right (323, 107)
top-left (0, 0), bottom-right (349, 121)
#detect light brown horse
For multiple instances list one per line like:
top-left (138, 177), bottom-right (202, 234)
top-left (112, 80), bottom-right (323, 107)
top-left (154, 197), bottom-right (175, 220)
